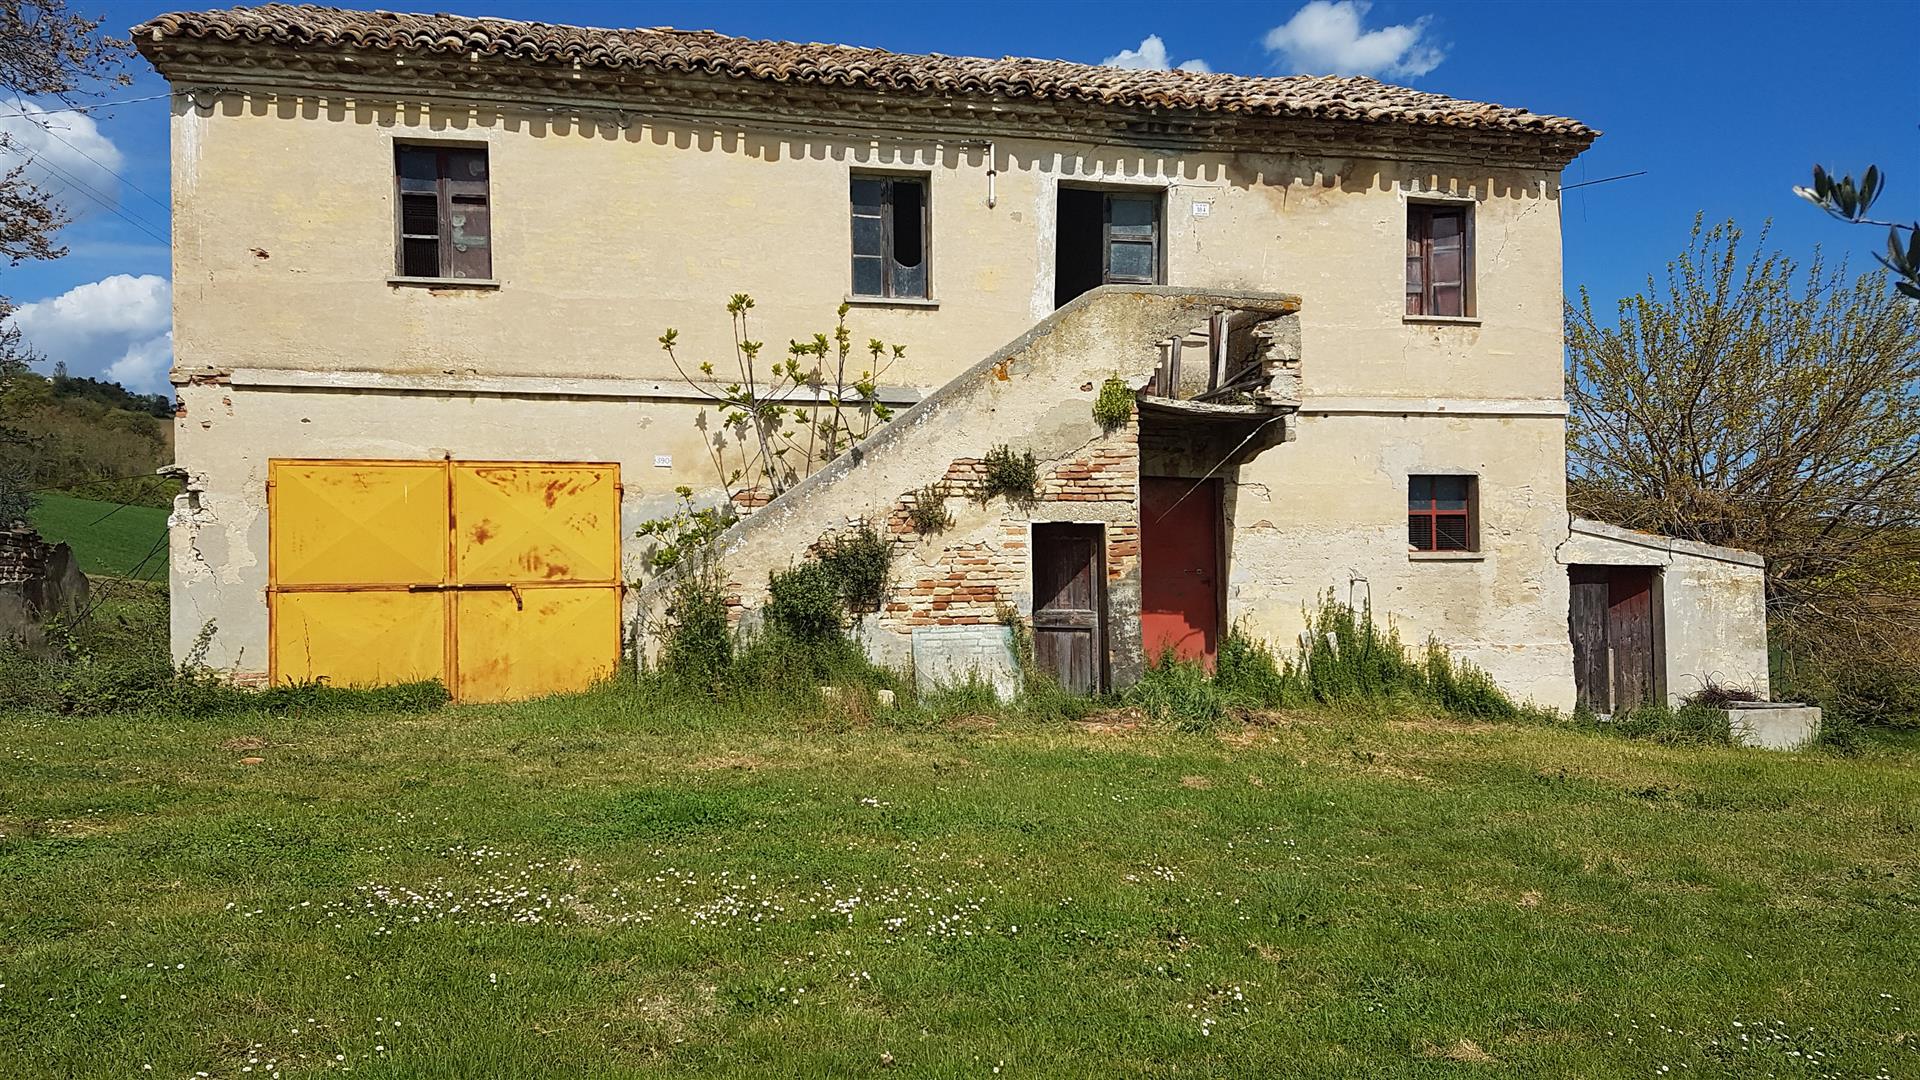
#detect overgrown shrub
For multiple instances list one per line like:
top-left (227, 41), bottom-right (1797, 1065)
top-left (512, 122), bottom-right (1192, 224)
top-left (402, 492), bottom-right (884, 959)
top-left (906, 482), bottom-right (954, 534)
top-left (813, 524), bottom-right (893, 613)
top-left (1092, 376), bottom-right (1134, 431)
top-left (765, 562), bottom-right (845, 643)
top-left (659, 573), bottom-right (733, 690)
top-left (978, 445), bottom-right (1038, 504)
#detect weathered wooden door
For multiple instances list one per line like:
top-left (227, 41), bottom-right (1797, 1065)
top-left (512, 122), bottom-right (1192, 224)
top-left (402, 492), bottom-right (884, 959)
top-left (1141, 476), bottom-right (1221, 668)
top-left (1568, 566), bottom-right (1611, 712)
top-left (1031, 523), bottom-right (1103, 693)
top-left (1567, 565), bottom-right (1659, 713)
top-left (1607, 567), bottom-right (1656, 712)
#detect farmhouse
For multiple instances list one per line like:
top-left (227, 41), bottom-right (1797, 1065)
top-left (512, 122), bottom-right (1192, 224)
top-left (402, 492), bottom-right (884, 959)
top-left (136, 5), bottom-right (1770, 709)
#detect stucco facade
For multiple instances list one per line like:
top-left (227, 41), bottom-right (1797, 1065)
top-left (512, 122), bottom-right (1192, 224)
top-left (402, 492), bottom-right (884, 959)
top-left (138, 7), bottom-right (1726, 710)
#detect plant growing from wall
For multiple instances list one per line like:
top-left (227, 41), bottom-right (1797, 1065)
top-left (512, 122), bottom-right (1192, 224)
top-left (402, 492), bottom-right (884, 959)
top-left (634, 486), bottom-right (739, 573)
top-left (978, 445), bottom-right (1038, 505)
top-left (906, 482), bottom-right (954, 535)
top-left (813, 523), bottom-right (893, 614)
top-left (1092, 376), bottom-right (1134, 432)
top-left (657, 296), bottom-right (906, 506)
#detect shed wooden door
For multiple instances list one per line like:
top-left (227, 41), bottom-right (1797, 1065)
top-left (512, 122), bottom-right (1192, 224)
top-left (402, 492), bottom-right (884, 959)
top-left (1141, 476), bottom-right (1221, 668)
top-left (1568, 567), bottom-right (1611, 712)
top-left (1567, 564), bottom-right (1659, 713)
top-left (268, 459), bottom-right (621, 702)
top-left (1031, 523), bottom-right (1103, 693)
top-left (1607, 567), bottom-right (1657, 712)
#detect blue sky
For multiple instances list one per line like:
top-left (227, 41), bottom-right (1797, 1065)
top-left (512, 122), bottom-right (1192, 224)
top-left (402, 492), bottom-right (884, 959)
top-left (4, 0), bottom-right (1915, 392)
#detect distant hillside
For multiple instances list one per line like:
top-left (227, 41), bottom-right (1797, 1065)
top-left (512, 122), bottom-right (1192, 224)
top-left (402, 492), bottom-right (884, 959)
top-left (29, 493), bottom-right (170, 579)
top-left (2, 371), bottom-right (177, 509)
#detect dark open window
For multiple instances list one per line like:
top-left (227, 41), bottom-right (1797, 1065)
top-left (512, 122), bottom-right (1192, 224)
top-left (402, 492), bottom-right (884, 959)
top-left (1055, 187), bottom-right (1162, 307)
top-left (850, 175), bottom-right (929, 298)
top-left (1405, 203), bottom-right (1470, 317)
top-left (1408, 475), bottom-right (1477, 551)
top-left (396, 145), bottom-right (491, 280)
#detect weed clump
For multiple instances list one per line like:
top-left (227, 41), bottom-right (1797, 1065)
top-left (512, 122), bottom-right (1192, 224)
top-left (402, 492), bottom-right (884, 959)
top-left (1119, 593), bottom-right (1532, 728)
top-left (978, 445), bottom-right (1038, 504)
top-left (1092, 376), bottom-right (1134, 431)
top-left (813, 523), bottom-right (893, 614)
top-left (906, 482), bottom-right (954, 535)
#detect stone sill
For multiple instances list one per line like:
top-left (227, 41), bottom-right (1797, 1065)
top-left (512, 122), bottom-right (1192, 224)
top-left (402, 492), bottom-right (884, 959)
top-left (387, 276), bottom-right (500, 290)
top-left (1408, 550), bottom-right (1486, 562)
top-left (1403, 314), bottom-right (1482, 326)
top-left (844, 294), bottom-right (940, 309)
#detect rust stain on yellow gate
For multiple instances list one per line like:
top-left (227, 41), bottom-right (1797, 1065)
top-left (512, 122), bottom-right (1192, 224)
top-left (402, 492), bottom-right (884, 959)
top-left (268, 459), bottom-right (620, 702)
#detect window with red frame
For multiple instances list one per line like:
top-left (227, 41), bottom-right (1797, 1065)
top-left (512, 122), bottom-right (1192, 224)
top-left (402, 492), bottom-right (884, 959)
top-left (1408, 475), bottom-right (1475, 551)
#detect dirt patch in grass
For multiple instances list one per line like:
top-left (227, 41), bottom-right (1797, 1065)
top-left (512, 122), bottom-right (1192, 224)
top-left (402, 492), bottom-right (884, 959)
top-left (1178, 775), bottom-right (1213, 790)
top-left (220, 736), bottom-right (267, 752)
top-left (1421, 1037), bottom-right (1498, 1064)
top-left (1076, 711), bottom-right (1145, 736)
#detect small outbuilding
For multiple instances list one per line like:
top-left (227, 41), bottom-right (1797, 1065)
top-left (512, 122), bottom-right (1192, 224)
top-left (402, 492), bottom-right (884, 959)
top-left (1556, 518), bottom-right (1770, 712)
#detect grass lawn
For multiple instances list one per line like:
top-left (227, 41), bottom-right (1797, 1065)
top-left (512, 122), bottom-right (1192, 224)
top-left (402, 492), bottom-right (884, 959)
top-left (1, 691), bottom-right (1915, 1078)
top-left (28, 493), bottom-right (170, 579)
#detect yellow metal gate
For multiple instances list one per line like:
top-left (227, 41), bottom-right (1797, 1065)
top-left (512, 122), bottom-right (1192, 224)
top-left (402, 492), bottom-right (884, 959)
top-left (268, 459), bottom-right (621, 702)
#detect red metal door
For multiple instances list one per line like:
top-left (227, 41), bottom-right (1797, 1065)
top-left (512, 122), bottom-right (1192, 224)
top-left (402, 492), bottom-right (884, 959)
top-left (1141, 476), bottom-right (1220, 668)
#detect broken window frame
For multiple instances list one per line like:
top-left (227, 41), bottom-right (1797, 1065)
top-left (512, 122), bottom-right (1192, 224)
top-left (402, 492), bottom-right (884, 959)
top-left (1405, 202), bottom-right (1473, 318)
top-left (849, 173), bottom-right (931, 299)
top-left (1407, 474), bottom-right (1478, 552)
top-left (394, 144), bottom-right (492, 280)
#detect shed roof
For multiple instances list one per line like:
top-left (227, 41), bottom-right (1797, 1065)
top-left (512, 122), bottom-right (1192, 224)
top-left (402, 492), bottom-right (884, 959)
top-left (135, 5), bottom-right (1596, 145)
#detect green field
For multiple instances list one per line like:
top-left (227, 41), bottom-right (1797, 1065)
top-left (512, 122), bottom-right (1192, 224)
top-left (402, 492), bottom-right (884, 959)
top-left (28, 493), bottom-right (170, 579)
top-left (2, 687), bottom-right (1915, 1078)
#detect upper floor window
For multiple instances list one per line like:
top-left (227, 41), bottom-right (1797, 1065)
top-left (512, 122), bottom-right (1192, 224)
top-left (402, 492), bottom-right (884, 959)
top-left (1405, 203), bottom-right (1471, 318)
top-left (850, 175), bottom-right (928, 299)
top-left (396, 145), bottom-right (491, 280)
top-left (1408, 474), bottom-right (1477, 551)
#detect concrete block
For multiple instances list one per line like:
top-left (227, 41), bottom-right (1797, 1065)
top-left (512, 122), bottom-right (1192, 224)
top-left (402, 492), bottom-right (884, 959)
top-left (911, 623), bottom-right (1018, 701)
top-left (1724, 703), bottom-right (1822, 751)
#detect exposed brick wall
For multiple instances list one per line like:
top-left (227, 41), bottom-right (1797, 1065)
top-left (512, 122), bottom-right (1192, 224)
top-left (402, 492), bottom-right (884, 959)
top-left (880, 422), bottom-right (1140, 637)
top-left (0, 524), bottom-right (53, 586)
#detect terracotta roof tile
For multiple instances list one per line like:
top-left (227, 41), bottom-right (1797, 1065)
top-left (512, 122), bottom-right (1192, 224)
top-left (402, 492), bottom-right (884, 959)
top-left (134, 4), bottom-right (1597, 142)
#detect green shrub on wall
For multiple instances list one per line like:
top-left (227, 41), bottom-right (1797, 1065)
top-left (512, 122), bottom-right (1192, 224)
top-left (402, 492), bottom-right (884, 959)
top-left (814, 524), bottom-right (893, 613)
top-left (907, 482), bottom-right (954, 535)
top-left (979, 445), bottom-right (1038, 504)
top-left (1092, 376), bottom-right (1134, 431)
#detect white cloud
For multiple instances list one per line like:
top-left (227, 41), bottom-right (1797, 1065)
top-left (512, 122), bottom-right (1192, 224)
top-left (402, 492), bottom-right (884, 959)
top-left (0, 98), bottom-right (125, 220)
top-left (13, 274), bottom-right (173, 393)
top-left (1263, 1), bottom-right (1445, 78)
top-left (1102, 35), bottom-right (1213, 74)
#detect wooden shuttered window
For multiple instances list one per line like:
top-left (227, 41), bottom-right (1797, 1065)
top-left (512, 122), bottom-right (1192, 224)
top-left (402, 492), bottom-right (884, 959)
top-left (1405, 204), bottom-right (1470, 317)
top-left (1408, 475), bottom-right (1477, 552)
top-left (396, 146), bottom-right (491, 280)
top-left (850, 175), bottom-right (929, 299)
